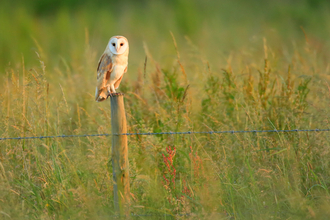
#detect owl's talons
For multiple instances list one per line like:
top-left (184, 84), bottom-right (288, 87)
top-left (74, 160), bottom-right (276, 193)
top-left (107, 92), bottom-right (123, 98)
top-left (106, 86), bottom-right (111, 98)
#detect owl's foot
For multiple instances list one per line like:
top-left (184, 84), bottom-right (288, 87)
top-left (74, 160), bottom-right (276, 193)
top-left (106, 86), bottom-right (111, 96)
top-left (110, 85), bottom-right (116, 94)
top-left (107, 92), bottom-right (123, 98)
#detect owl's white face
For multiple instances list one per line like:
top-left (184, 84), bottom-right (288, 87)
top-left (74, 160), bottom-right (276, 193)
top-left (108, 36), bottom-right (129, 55)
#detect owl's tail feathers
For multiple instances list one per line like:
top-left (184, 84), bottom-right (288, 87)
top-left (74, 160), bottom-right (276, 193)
top-left (95, 87), bottom-right (108, 102)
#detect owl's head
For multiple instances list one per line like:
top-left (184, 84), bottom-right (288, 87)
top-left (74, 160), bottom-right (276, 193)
top-left (108, 36), bottom-right (129, 55)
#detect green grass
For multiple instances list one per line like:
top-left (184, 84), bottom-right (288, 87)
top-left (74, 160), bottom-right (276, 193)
top-left (1, 0), bottom-right (330, 219)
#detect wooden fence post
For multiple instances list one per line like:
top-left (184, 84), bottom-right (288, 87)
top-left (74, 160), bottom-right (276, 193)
top-left (110, 93), bottom-right (130, 217)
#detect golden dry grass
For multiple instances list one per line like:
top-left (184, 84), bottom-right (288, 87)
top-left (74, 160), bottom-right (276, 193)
top-left (1, 1), bottom-right (330, 219)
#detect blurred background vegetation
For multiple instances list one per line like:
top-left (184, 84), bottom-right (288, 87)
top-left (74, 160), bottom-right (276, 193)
top-left (1, 0), bottom-right (330, 73)
top-left (1, 0), bottom-right (330, 219)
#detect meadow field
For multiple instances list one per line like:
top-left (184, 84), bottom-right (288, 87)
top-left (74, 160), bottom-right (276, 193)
top-left (1, 0), bottom-right (330, 219)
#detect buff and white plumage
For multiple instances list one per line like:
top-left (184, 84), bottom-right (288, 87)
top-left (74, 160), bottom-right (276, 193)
top-left (95, 36), bottom-right (129, 102)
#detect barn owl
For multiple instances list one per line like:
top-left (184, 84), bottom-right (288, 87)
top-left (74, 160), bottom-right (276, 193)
top-left (95, 36), bottom-right (129, 102)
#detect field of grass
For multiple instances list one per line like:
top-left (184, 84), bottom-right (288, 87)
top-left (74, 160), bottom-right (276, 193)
top-left (1, 0), bottom-right (330, 219)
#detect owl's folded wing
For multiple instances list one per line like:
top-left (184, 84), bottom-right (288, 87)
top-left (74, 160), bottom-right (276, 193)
top-left (95, 53), bottom-right (113, 101)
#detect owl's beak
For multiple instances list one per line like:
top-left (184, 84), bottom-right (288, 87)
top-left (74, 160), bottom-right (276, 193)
top-left (116, 44), bottom-right (120, 52)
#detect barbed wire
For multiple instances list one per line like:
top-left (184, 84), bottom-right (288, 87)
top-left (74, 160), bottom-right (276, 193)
top-left (0, 128), bottom-right (329, 141)
top-left (116, 128), bottom-right (330, 136)
top-left (0, 133), bottom-right (110, 141)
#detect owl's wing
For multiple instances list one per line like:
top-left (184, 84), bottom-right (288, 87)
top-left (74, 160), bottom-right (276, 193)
top-left (95, 53), bottom-right (113, 101)
top-left (114, 66), bottom-right (127, 89)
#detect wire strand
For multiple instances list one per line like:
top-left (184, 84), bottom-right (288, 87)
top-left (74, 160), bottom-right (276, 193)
top-left (1, 128), bottom-right (329, 140)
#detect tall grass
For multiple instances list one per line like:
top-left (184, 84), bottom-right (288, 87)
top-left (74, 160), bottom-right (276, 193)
top-left (1, 0), bottom-right (330, 219)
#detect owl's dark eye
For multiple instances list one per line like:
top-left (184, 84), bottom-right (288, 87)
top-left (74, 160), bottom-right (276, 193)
top-left (120, 43), bottom-right (124, 46)
top-left (112, 43), bottom-right (115, 46)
